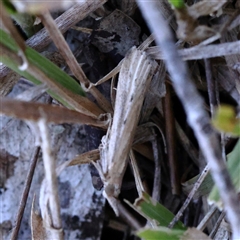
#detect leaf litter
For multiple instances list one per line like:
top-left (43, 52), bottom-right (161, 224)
top-left (0, 0), bottom-right (240, 239)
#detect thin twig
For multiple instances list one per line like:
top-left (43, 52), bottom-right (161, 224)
top-left (0, 2), bottom-right (26, 53)
top-left (209, 211), bottom-right (226, 239)
top-left (38, 117), bottom-right (63, 239)
top-left (129, 150), bottom-right (145, 196)
top-left (204, 59), bottom-right (217, 115)
top-left (0, 2), bottom-right (28, 71)
top-left (39, 11), bottom-right (112, 113)
top-left (169, 165), bottom-right (210, 228)
top-left (10, 147), bottom-right (40, 240)
top-left (0, 1), bottom-right (107, 96)
top-left (94, 48), bottom-right (157, 215)
top-left (147, 40), bottom-right (240, 60)
top-left (193, 199), bottom-right (203, 227)
top-left (164, 83), bottom-right (180, 195)
top-left (197, 205), bottom-right (218, 231)
top-left (0, 43), bottom-right (103, 117)
top-left (175, 120), bottom-right (199, 166)
top-left (0, 97), bottom-right (109, 128)
top-left (151, 130), bottom-right (162, 202)
top-left (205, 58), bottom-right (225, 161)
top-left (137, 1), bottom-right (240, 238)
top-left (118, 201), bottom-right (142, 230)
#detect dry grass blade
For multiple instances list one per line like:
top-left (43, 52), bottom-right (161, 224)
top-left (0, 1), bottom-right (107, 96)
top-left (39, 11), bottom-right (113, 113)
top-left (140, 62), bottom-right (166, 123)
top-left (164, 83), bottom-right (179, 195)
top-left (91, 34), bottom-right (157, 88)
top-left (0, 97), bottom-right (108, 128)
top-left (197, 205), bottom-right (218, 231)
top-left (147, 40), bottom-right (240, 60)
top-left (0, 2), bottom-right (25, 52)
top-left (138, 1), bottom-right (240, 238)
top-left (169, 165), bottom-right (210, 228)
top-left (56, 149), bottom-right (100, 175)
top-left (94, 47), bottom-right (157, 215)
top-left (2, 0), bottom-right (240, 238)
top-left (37, 118), bottom-right (63, 239)
top-left (0, 1), bottom-right (28, 70)
top-left (11, 147), bottom-right (40, 240)
top-left (0, 43), bottom-right (103, 117)
top-left (129, 150), bottom-right (145, 197)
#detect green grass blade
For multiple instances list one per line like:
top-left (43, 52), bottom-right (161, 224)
top-left (182, 171), bottom-right (214, 199)
top-left (126, 192), bottom-right (186, 230)
top-left (0, 28), bottom-right (85, 97)
top-left (137, 227), bottom-right (185, 240)
top-left (1, 51), bottom-right (72, 108)
top-left (168, 0), bottom-right (185, 9)
top-left (208, 139), bottom-right (240, 208)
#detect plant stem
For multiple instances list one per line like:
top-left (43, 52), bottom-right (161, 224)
top-left (137, 1), bottom-right (240, 238)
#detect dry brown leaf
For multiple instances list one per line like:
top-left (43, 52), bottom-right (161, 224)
top-left (0, 98), bottom-right (109, 128)
top-left (0, 43), bottom-right (104, 117)
top-left (93, 47), bottom-right (157, 215)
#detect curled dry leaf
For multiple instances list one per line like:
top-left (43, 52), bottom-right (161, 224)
top-left (93, 47), bottom-right (157, 215)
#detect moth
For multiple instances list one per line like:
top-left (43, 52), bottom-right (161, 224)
top-left (93, 47), bottom-right (157, 215)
